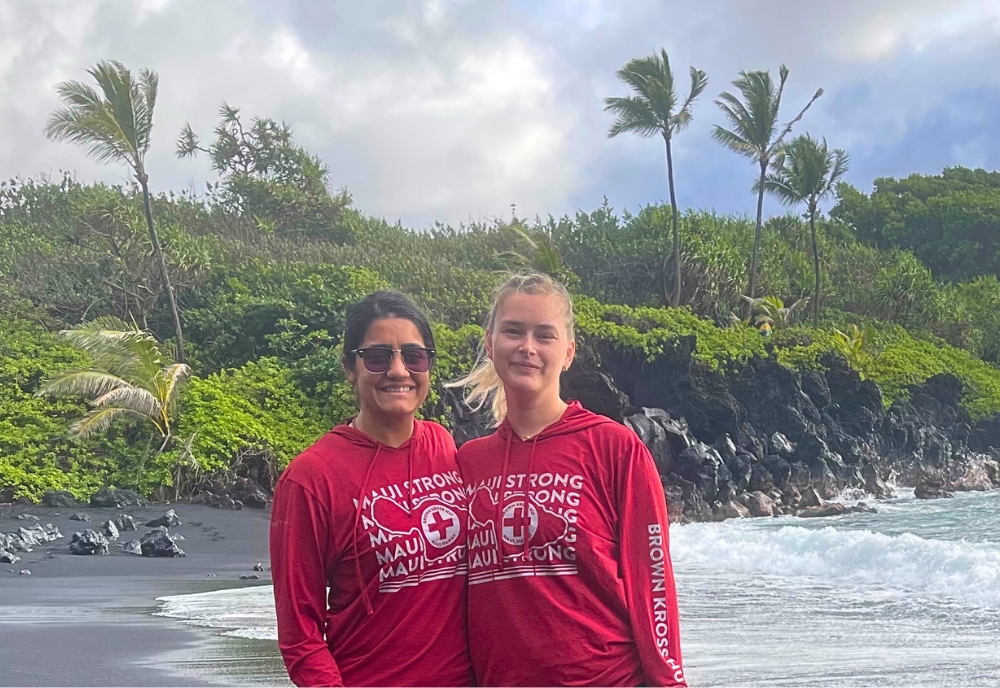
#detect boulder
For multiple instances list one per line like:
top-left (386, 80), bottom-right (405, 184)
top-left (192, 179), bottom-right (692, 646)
top-left (769, 432), bottom-right (795, 457)
top-left (561, 366), bottom-right (635, 423)
top-left (674, 443), bottom-right (724, 499)
top-left (69, 529), bottom-right (109, 555)
top-left (189, 491), bottom-right (243, 510)
top-left (252, 562), bottom-right (265, 572)
top-left (985, 458), bottom-right (1000, 485)
top-left (0, 486), bottom-right (15, 503)
top-left (914, 474), bottom-right (953, 499)
top-left (101, 520), bottom-right (120, 540)
top-left (798, 486), bottom-right (825, 509)
top-left (118, 540), bottom-right (142, 555)
top-left (114, 514), bottom-right (137, 531)
top-left (861, 464), bottom-right (893, 499)
top-left (0, 548), bottom-right (19, 564)
top-left (42, 490), bottom-right (79, 508)
top-left (662, 481), bottom-right (686, 524)
top-left (140, 529), bottom-right (185, 558)
top-left (70, 512), bottom-right (91, 522)
top-left (797, 503), bottom-right (848, 518)
top-left (16, 513), bottom-right (39, 521)
top-left (89, 487), bottom-right (148, 509)
top-left (761, 455), bottom-right (792, 488)
top-left (741, 491), bottom-right (775, 518)
top-left (144, 509), bottom-right (182, 528)
top-left (443, 387), bottom-right (492, 447)
top-left (714, 500), bottom-right (750, 520)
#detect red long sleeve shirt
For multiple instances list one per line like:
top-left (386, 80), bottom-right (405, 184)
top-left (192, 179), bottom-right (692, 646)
top-left (270, 420), bottom-right (474, 687)
top-left (458, 402), bottom-right (686, 687)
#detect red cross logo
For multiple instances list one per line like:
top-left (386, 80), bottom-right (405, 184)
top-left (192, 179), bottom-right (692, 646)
top-left (428, 510), bottom-right (454, 540)
top-left (420, 504), bottom-right (460, 548)
top-left (501, 501), bottom-right (538, 546)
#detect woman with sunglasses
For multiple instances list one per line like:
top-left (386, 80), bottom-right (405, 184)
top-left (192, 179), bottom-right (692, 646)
top-left (270, 291), bottom-right (473, 687)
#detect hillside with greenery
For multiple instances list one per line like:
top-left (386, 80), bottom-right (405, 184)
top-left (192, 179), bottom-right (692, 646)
top-left (4, 59), bottom-right (1000, 501)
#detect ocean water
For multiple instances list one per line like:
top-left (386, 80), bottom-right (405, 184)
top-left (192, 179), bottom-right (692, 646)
top-left (155, 488), bottom-right (1000, 687)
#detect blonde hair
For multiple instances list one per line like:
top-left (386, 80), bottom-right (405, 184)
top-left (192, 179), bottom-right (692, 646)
top-left (448, 272), bottom-right (574, 425)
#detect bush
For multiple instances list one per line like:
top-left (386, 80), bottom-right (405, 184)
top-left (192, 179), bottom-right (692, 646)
top-left (0, 317), bottom-right (151, 500)
top-left (171, 358), bottom-right (333, 477)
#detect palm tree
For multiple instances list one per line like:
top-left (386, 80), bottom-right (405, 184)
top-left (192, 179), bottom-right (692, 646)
top-left (605, 49), bottom-right (708, 307)
top-left (35, 316), bottom-right (190, 452)
top-left (713, 66), bottom-right (823, 315)
top-left (763, 134), bottom-right (849, 327)
top-left (45, 61), bottom-right (186, 363)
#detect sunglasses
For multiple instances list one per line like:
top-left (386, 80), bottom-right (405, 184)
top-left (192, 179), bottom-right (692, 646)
top-left (350, 347), bottom-right (436, 374)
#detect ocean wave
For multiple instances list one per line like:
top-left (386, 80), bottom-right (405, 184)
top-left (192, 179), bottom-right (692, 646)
top-left (672, 520), bottom-right (1000, 609)
top-left (156, 585), bottom-right (278, 640)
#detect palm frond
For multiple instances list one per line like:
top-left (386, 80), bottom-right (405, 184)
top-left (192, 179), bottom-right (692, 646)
top-left (44, 102), bottom-right (132, 166)
top-left (89, 61), bottom-right (141, 160)
top-left (758, 172), bottom-right (801, 205)
top-left (69, 406), bottom-right (156, 439)
top-left (136, 68), bottom-right (158, 153)
top-left (58, 318), bottom-right (165, 385)
top-left (90, 386), bottom-right (162, 421)
top-left (672, 66), bottom-right (708, 133)
top-left (771, 87), bottom-right (824, 153)
top-left (35, 369), bottom-right (130, 400)
top-left (160, 363), bottom-right (192, 413)
top-left (712, 125), bottom-right (758, 159)
top-left (46, 61), bottom-right (157, 173)
top-left (605, 96), bottom-right (661, 138)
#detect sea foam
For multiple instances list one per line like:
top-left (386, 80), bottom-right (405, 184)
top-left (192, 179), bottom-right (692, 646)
top-left (671, 520), bottom-right (1000, 609)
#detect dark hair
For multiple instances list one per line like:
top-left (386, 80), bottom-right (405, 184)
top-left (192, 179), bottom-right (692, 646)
top-left (342, 291), bottom-right (435, 369)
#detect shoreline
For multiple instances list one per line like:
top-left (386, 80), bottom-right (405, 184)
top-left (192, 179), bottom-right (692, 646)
top-left (0, 502), bottom-right (283, 687)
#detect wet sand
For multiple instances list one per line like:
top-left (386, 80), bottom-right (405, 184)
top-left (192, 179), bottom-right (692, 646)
top-left (0, 502), bottom-right (287, 686)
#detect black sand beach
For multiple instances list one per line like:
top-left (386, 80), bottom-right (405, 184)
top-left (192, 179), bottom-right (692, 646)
top-left (0, 502), bottom-right (287, 686)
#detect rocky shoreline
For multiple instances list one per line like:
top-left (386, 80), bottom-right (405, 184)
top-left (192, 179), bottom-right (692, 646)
top-left (453, 347), bottom-right (1000, 523)
top-left (4, 349), bottom-right (999, 529)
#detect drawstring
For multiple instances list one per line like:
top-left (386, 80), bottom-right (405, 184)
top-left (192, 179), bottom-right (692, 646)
top-left (495, 429), bottom-right (513, 572)
top-left (406, 442), bottom-right (414, 516)
top-left (353, 444), bottom-right (382, 617)
top-left (522, 435), bottom-right (540, 567)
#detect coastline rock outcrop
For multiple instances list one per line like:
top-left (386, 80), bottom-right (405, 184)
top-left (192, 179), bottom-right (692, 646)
top-left (448, 347), bottom-right (1000, 523)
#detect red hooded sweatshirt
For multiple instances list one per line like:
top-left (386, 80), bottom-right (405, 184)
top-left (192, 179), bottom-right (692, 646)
top-left (457, 401), bottom-right (686, 687)
top-left (270, 420), bottom-right (474, 687)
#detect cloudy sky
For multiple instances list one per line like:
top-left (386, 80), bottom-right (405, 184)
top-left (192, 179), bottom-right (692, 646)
top-left (1, 0), bottom-right (999, 228)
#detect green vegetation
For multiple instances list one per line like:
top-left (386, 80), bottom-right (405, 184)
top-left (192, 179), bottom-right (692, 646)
top-left (6, 57), bottom-right (1000, 501)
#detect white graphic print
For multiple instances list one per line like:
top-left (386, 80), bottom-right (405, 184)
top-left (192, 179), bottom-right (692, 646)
top-left (465, 471), bottom-right (583, 585)
top-left (421, 503), bottom-right (460, 548)
top-left (501, 501), bottom-right (538, 545)
top-left (355, 470), bottom-right (468, 593)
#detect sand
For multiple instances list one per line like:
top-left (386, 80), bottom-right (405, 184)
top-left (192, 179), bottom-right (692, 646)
top-left (0, 502), bottom-right (287, 687)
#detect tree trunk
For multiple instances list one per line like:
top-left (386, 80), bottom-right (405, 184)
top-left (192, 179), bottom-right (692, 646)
top-left (747, 159), bottom-right (767, 318)
top-left (138, 176), bottom-right (186, 363)
top-left (810, 201), bottom-right (820, 329)
top-left (664, 133), bottom-right (681, 308)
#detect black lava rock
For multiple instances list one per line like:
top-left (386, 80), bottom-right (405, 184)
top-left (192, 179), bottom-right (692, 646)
top-left (69, 529), bottom-right (109, 555)
top-left (140, 529), bottom-right (185, 558)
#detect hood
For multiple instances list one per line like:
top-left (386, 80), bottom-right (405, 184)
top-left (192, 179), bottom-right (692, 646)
top-left (495, 400), bottom-right (612, 444)
top-left (328, 418), bottom-right (426, 450)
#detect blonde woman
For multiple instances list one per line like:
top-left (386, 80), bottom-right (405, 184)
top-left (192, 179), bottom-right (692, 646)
top-left (452, 274), bottom-right (686, 686)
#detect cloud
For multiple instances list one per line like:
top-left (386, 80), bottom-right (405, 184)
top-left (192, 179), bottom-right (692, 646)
top-left (0, 0), bottom-right (577, 227)
top-left (0, 0), bottom-right (998, 227)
